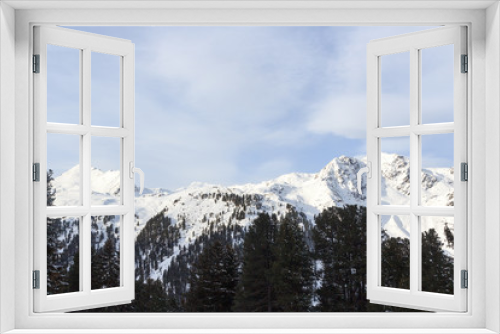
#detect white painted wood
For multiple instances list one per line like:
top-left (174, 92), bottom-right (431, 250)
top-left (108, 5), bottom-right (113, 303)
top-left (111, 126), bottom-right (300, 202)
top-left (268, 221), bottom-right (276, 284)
top-left (0, 329), bottom-right (498, 334)
top-left (3, 0), bottom-right (497, 10)
top-left (372, 205), bottom-right (454, 216)
top-left (0, 2), bottom-right (17, 333)
top-left (46, 123), bottom-right (130, 137)
top-left (82, 45), bottom-right (92, 298)
top-left (9, 6), bottom-right (489, 333)
top-left (46, 206), bottom-right (130, 217)
top-left (372, 123), bottom-right (455, 138)
top-left (367, 26), bottom-right (467, 312)
top-left (366, 34), bottom-right (379, 308)
top-left (485, 3), bottom-right (500, 333)
top-left (409, 44), bottom-right (419, 298)
top-left (33, 25), bottom-right (135, 313)
top-left (453, 25), bottom-right (469, 315)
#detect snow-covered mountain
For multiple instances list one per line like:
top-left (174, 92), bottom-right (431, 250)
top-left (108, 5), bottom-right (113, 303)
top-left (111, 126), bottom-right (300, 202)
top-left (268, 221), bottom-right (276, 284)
top-left (51, 153), bottom-right (455, 279)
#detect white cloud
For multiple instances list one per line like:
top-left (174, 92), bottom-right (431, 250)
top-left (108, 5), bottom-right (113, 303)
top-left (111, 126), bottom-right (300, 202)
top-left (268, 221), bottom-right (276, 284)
top-left (142, 27), bottom-right (319, 125)
top-left (132, 26), bottom-right (438, 188)
top-left (133, 27), bottom-right (332, 188)
top-left (306, 94), bottom-right (367, 139)
top-left (306, 26), bottom-right (436, 139)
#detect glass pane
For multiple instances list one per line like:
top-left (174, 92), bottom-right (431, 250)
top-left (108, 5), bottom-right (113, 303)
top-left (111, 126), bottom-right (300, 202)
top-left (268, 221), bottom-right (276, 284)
top-left (91, 136), bottom-right (121, 205)
top-left (91, 52), bottom-right (121, 127)
top-left (47, 217), bottom-right (80, 295)
top-left (380, 137), bottom-right (410, 205)
top-left (47, 133), bottom-right (80, 206)
top-left (380, 52), bottom-right (410, 127)
top-left (421, 133), bottom-right (454, 206)
top-left (421, 45), bottom-right (454, 124)
top-left (91, 215), bottom-right (121, 290)
top-left (381, 215), bottom-right (410, 289)
top-left (421, 216), bottom-right (454, 294)
top-left (47, 45), bottom-right (81, 124)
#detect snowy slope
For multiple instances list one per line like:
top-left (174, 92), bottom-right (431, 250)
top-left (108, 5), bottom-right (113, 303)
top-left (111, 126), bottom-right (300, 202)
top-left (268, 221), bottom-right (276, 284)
top-left (52, 153), bottom-right (455, 272)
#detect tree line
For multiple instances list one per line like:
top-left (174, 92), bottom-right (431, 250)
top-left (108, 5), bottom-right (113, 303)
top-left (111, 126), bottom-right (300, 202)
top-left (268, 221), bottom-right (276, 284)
top-left (46, 172), bottom-right (454, 312)
top-left (51, 206), bottom-right (454, 312)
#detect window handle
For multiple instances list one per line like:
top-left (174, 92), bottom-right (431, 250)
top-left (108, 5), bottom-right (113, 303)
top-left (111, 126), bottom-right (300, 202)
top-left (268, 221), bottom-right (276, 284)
top-left (357, 162), bottom-right (371, 194)
top-left (129, 162), bottom-right (145, 194)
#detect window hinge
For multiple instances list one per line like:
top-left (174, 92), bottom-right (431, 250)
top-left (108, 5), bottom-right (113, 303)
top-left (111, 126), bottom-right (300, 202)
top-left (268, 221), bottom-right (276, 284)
top-left (33, 270), bottom-right (40, 289)
top-left (461, 54), bottom-right (468, 73)
top-left (33, 163), bottom-right (40, 182)
top-left (33, 54), bottom-right (40, 73)
top-left (461, 162), bottom-right (468, 181)
top-left (461, 270), bottom-right (468, 289)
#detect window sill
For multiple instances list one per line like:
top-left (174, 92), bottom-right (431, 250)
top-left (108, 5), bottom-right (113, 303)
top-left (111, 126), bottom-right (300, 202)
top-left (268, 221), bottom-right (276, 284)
top-left (4, 330), bottom-right (498, 334)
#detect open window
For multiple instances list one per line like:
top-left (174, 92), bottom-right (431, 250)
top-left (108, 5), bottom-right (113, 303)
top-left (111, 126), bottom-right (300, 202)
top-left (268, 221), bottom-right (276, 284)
top-left (365, 26), bottom-right (467, 312)
top-left (33, 26), bottom-right (138, 312)
top-left (31, 24), bottom-right (467, 315)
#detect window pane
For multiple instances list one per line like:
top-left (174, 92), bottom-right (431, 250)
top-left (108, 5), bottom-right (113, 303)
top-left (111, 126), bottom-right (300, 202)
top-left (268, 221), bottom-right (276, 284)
top-left (47, 133), bottom-right (80, 206)
top-left (47, 217), bottom-right (80, 295)
top-left (47, 45), bottom-right (81, 124)
top-left (421, 216), bottom-right (454, 294)
top-left (381, 215), bottom-right (410, 290)
top-left (421, 133), bottom-right (454, 206)
top-left (421, 45), bottom-right (454, 124)
top-left (380, 137), bottom-right (410, 206)
top-left (91, 215), bottom-right (121, 290)
top-left (91, 52), bottom-right (121, 127)
top-left (380, 52), bottom-right (410, 127)
top-left (91, 136), bottom-right (121, 205)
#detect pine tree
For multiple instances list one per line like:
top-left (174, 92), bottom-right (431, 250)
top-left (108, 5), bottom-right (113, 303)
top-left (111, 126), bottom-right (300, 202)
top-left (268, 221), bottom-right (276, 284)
top-left (91, 247), bottom-right (101, 290)
top-left (135, 279), bottom-right (176, 312)
top-left (421, 228), bottom-right (454, 294)
top-left (78, 278), bottom-right (180, 313)
top-left (185, 241), bottom-right (238, 312)
top-left (46, 171), bottom-right (67, 294)
top-left (47, 169), bottom-right (56, 206)
top-left (91, 237), bottom-right (120, 290)
top-left (234, 213), bottom-right (277, 312)
top-left (272, 211), bottom-right (313, 312)
top-left (47, 218), bottom-right (69, 294)
top-left (221, 243), bottom-right (239, 310)
top-left (381, 229), bottom-right (410, 290)
top-left (312, 205), bottom-right (367, 312)
top-left (444, 223), bottom-right (454, 248)
top-left (67, 250), bottom-right (80, 292)
top-left (100, 238), bottom-right (120, 288)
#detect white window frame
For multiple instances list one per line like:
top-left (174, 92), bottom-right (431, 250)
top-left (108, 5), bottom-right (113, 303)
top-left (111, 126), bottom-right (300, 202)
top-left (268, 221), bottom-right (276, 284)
top-left (1, 1), bottom-right (499, 333)
top-left (366, 26), bottom-right (468, 312)
top-left (33, 25), bottom-right (136, 312)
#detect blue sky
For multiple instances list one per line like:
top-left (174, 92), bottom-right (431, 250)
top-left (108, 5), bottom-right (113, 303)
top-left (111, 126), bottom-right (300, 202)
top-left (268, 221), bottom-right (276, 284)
top-left (47, 26), bottom-right (454, 190)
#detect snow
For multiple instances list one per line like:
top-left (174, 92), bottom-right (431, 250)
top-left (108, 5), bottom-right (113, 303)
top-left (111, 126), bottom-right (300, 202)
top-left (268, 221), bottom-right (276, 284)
top-left (51, 153), bottom-right (456, 275)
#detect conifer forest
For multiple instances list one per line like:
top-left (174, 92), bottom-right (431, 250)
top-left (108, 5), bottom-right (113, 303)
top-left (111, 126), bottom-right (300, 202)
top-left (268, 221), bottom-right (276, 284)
top-left (46, 171), bottom-right (454, 312)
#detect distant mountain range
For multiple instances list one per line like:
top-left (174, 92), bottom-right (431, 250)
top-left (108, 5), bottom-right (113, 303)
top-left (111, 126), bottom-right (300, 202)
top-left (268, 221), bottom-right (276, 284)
top-left (51, 153), bottom-right (454, 279)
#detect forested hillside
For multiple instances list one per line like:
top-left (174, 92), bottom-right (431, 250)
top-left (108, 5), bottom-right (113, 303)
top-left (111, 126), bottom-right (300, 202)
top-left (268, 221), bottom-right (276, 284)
top-left (45, 154), bottom-right (455, 312)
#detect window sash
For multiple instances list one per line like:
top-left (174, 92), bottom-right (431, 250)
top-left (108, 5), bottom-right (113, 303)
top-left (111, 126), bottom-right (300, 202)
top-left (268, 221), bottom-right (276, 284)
top-left (33, 25), bottom-right (136, 313)
top-left (366, 26), bottom-right (468, 312)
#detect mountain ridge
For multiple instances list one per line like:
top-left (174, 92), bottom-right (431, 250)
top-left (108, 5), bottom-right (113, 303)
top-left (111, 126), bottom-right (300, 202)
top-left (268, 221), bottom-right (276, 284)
top-left (51, 153), bottom-right (455, 280)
